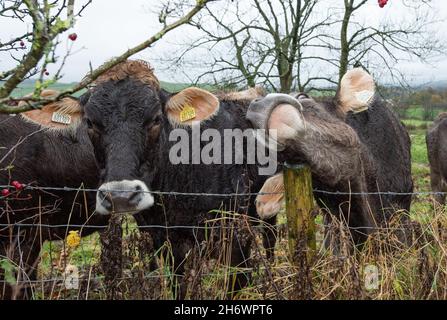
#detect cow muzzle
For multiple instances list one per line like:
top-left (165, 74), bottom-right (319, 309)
top-left (246, 93), bottom-right (306, 149)
top-left (95, 179), bottom-right (154, 215)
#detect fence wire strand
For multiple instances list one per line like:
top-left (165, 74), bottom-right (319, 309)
top-left (0, 182), bottom-right (435, 233)
top-left (0, 184), bottom-right (442, 197)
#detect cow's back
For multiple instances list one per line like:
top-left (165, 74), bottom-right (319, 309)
top-left (427, 114), bottom-right (447, 192)
top-left (346, 99), bottom-right (413, 212)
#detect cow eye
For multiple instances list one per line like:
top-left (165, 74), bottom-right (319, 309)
top-left (153, 115), bottom-right (161, 125)
top-left (86, 118), bottom-right (103, 132)
top-left (144, 115), bottom-right (161, 127)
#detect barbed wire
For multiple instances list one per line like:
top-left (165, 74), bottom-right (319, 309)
top-left (0, 181), bottom-right (436, 234)
top-left (0, 184), bottom-right (441, 197)
top-left (0, 222), bottom-right (413, 232)
top-left (0, 182), bottom-right (433, 232)
top-left (0, 184), bottom-right (280, 197)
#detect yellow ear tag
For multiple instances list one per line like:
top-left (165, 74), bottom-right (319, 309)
top-left (179, 104), bottom-right (196, 122)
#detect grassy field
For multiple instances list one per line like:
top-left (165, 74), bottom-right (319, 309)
top-left (399, 105), bottom-right (446, 126)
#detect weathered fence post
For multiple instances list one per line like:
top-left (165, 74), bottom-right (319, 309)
top-left (283, 163), bottom-right (316, 299)
top-left (100, 214), bottom-right (123, 300)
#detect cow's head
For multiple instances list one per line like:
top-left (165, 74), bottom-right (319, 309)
top-left (246, 68), bottom-right (375, 151)
top-left (80, 60), bottom-right (219, 215)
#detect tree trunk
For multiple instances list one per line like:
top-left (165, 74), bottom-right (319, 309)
top-left (339, 1), bottom-right (353, 84)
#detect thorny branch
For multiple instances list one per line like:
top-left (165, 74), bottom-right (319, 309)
top-left (0, 0), bottom-right (212, 114)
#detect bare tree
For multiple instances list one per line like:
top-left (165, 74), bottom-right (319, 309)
top-left (0, 0), bottom-right (212, 114)
top-left (161, 0), bottom-right (445, 93)
top-left (334, 0), bottom-right (444, 85)
top-left (162, 0), bottom-right (336, 93)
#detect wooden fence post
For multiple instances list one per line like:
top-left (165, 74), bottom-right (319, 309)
top-left (283, 163), bottom-right (316, 299)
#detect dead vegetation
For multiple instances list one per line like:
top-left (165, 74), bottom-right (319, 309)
top-left (2, 196), bottom-right (446, 300)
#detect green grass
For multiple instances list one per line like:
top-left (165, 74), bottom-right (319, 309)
top-left (402, 119), bottom-right (431, 130)
top-left (410, 129), bottom-right (429, 165)
top-left (408, 128), bottom-right (435, 218)
top-left (409, 129), bottom-right (431, 194)
top-left (405, 105), bottom-right (424, 119)
top-left (11, 83), bottom-right (77, 98)
top-left (401, 105), bottom-right (447, 123)
top-left (39, 232), bottom-right (101, 279)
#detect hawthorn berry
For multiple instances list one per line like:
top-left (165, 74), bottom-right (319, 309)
top-left (68, 33), bottom-right (78, 41)
top-left (12, 181), bottom-right (23, 190)
top-left (1, 189), bottom-right (10, 197)
top-left (378, 0), bottom-right (388, 8)
top-left (19, 40), bottom-right (25, 47)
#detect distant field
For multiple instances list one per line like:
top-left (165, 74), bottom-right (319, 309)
top-left (402, 118), bottom-right (432, 131)
top-left (11, 83), bottom-right (80, 97)
top-left (11, 80), bottom-right (216, 98)
top-left (400, 105), bottom-right (447, 123)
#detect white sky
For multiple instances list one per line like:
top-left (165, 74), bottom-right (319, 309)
top-left (1, 0), bottom-right (446, 86)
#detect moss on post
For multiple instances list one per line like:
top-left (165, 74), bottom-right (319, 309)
top-left (283, 163), bottom-right (316, 299)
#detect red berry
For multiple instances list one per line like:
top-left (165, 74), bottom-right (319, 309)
top-left (1, 189), bottom-right (10, 197)
top-left (378, 0), bottom-right (388, 8)
top-left (68, 33), bottom-right (78, 41)
top-left (45, 71), bottom-right (50, 76)
top-left (12, 181), bottom-right (23, 190)
top-left (20, 40), bottom-right (25, 47)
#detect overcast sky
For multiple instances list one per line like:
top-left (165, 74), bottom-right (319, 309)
top-left (1, 0), bottom-right (446, 86)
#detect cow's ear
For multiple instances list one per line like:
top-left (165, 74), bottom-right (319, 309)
top-left (217, 86), bottom-right (266, 101)
top-left (19, 92), bottom-right (82, 130)
top-left (165, 87), bottom-right (219, 125)
top-left (338, 68), bottom-right (375, 114)
top-left (256, 173), bottom-right (284, 220)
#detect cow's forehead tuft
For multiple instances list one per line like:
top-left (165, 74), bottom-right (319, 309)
top-left (90, 60), bottom-right (160, 90)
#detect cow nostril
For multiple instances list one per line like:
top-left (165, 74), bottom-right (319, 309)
top-left (99, 190), bottom-right (109, 200)
top-left (128, 191), bottom-right (139, 203)
top-left (98, 190), bottom-right (113, 210)
top-left (127, 185), bottom-right (142, 204)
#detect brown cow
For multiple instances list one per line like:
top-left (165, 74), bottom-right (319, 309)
top-left (0, 91), bottom-right (105, 299)
top-left (426, 112), bottom-right (447, 205)
top-left (247, 69), bottom-right (413, 247)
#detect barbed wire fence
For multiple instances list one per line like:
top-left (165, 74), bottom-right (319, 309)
top-left (3, 183), bottom-right (446, 196)
top-left (1, 179), bottom-right (446, 299)
top-left (0, 182), bottom-right (435, 232)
